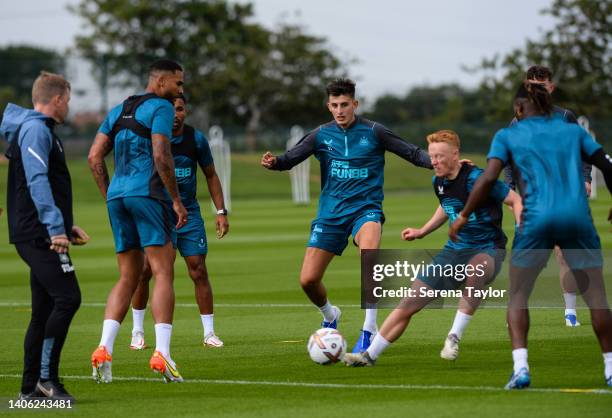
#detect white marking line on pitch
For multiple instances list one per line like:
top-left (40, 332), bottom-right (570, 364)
top-left (0, 374), bottom-right (610, 395)
top-left (0, 302), bottom-right (330, 308)
top-left (0, 302), bottom-right (573, 309)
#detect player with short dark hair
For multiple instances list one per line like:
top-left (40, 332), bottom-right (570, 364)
top-left (343, 130), bottom-right (522, 367)
top-left (129, 94), bottom-right (229, 350)
top-left (262, 78), bottom-right (434, 353)
top-left (325, 78), bottom-right (356, 97)
top-left (449, 81), bottom-right (612, 389)
top-left (88, 59), bottom-right (188, 383)
top-left (148, 59), bottom-right (184, 75)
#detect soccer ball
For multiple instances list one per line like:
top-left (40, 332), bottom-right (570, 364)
top-left (307, 328), bottom-right (347, 365)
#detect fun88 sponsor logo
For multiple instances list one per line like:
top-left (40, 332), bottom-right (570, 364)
top-left (330, 160), bottom-right (368, 179)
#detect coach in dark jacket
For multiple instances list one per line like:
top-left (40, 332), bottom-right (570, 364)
top-left (0, 71), bottom-right (88, 402)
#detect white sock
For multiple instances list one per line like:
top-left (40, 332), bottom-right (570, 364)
top-left (563, 292), bottom-right (577, 313)
top-left (604, 352), bottom-right (612, 379)
top-left (512, 348), bottom-right (529, 373)
top-left (367, 334), bottom-right (391, 360)
top-left (99, 319), bottom-right (121, 355)
top-left (201, 314), bottom-right (214, 336)
top-left (363, 309), bottom-right (378, 333)
top-left (449, 311), bottom-right (472, 340)
top-left (132, 308), bottom-right (146, 334)
top-left (154, 323), bottom-right (173, 359)
top-left (318, 301), bottom-right (336, 323)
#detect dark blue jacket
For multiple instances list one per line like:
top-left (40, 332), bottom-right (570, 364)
top-left (1, 103), bottom-right (72, 242)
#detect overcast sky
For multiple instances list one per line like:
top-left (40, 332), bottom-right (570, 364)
top-left (0, 0), bottom-right (556, 107)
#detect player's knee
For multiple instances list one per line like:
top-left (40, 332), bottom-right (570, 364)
top-left (147, 262), bottom-right (173, 284)
top-left (123, 275), bottom-right (144, 294)
top-left (189, 264), bottom-right (208, 285)
top-left (508, 289), bottom-right (530, 305)
top-left (140, 272), bottom-right (153, 284)
top-left (357, 237), bottom-right (379, 250)
top-left (590, 309), bottom-right (612, 329)
top-left (300, 273), bottom-right (321, 289)
top-left (141, 265), bottom-right (153, 282)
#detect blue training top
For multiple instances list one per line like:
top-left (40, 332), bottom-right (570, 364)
top-left (273, 116), bottom-right (433, 221)
top-left (98, 94), bottom-right (174, 201)
top-left (488, 113), bottom-right (601, 237)
top-left (504, 105), bottom-right (592, 187)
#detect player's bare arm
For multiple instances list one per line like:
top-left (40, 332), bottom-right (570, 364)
top-left (503, 189), bottom-right (523, 227)
top-left (402, 205), bottom-right (448, 241)
top-left (151, 133), bottom-right (187, 229)
top-left (202, 163), bottom-right (229, 238)
top-left (88, 132), bottom-right (113, 200)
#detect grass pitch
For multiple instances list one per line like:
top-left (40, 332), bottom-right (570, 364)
top-left (0, 153), bottom-right (611, 417)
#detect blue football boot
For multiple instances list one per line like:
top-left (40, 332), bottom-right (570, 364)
top-left (321, 306), bottom-right (341, 329)
top-left (504, 367), bottom-right (531, 390)
top-left (351, 329), bottom-right (375, 353)
top-left (565, 313), bottom-right (581, 327)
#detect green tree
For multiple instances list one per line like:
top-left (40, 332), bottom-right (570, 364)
top-left (0, 45), bottom-right (65, 111)
top-left (233, 23), bottom-right (344, 149)
top-left (71, 0), bottom-right (345, 149)
top-left (71, 0), bottom-right (260, 125)
top-left (364, 83), bottom-right (497, 153)
top-left (468, 0), bottom-right (611, 122)
top-left (366, 84), bottom-right (488, 126)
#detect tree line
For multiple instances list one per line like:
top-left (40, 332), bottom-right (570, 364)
top-left (0, 0), bottom-right (609, 151)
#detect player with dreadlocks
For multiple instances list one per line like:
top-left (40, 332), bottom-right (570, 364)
top-left (449, 80), bottom-right (612, 389)
top-left (505, 65), bottom-right (593, 327)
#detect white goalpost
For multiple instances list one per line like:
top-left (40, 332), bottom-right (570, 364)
top-left (208, 125), bottom-right (232, 212)
top-left (286, 125), bottom-right (310, 205)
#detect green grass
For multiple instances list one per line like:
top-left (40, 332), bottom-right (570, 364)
top-left (0, 155), bottom-right (611, 417)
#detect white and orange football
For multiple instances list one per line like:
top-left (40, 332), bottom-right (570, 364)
top-left (307, 328), bottom-right (347, 365)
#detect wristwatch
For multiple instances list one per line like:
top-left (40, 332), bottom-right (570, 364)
top-left (216, 208), bottom-right (228, 216)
